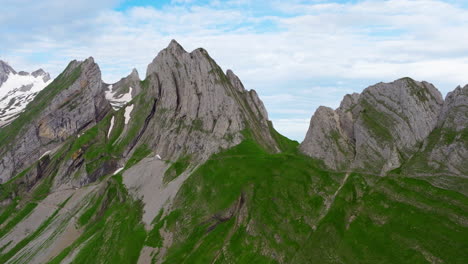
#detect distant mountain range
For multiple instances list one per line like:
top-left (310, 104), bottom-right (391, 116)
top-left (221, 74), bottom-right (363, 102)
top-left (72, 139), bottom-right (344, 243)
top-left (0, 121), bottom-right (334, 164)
top-left (0, 40), bottom-right (466, 264)
top-left (0, 60), bottom-right (51, 127)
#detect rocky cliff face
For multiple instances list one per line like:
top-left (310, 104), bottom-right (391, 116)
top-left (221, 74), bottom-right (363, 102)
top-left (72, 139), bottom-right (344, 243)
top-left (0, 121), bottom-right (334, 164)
top-left (299, 94), bottom-right (358, 171)
top-left (300, 77), bottom-right (453, 175)
top-left (0, 40), bottom-right (279, 184)
top-left (0, 58), bottom-right (111, 183)
top-left (123, 40), bottom-right (278, 163)
top-left (104, 68), bottom-right (141, 109)
top-left (404, 85), bottom-right (468, 176)
top-left (0, 41), bottom-right (467, 264)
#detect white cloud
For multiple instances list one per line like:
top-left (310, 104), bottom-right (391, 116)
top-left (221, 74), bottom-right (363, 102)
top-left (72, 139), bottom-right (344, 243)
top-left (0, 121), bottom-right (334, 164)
top-left (2, 0), bottom-right (468, 141)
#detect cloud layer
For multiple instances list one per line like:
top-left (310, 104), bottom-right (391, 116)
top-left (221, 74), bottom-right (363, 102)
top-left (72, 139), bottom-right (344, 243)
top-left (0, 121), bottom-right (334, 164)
top-left (2, 0), bottom-right (468, 141)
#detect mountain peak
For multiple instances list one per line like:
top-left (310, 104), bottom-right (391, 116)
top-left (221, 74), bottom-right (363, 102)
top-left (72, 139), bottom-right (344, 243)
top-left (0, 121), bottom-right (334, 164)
top-left (0, 60), bottom-right (16, 86)
top-left (0, 60), bottom-right (16, 74)
top-left (32, 68), bottom-right (51, 82)
top-left (85, 56), bottom-right (95, 63)
top-left (167, 39), bottom-right (186, 53)
top-left (130, 68), bottom-right (139, 78)
top-left (301, 77), bottom-right (445, 174)
top-left (141, 40), bottom-right (281, 162)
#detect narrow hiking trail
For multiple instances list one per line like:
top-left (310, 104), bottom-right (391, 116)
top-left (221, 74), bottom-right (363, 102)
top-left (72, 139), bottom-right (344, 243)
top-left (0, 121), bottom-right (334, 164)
top-left (291, 172), bottom-right (352, 261)
top-left (314, 171), bottom-right (351, 229)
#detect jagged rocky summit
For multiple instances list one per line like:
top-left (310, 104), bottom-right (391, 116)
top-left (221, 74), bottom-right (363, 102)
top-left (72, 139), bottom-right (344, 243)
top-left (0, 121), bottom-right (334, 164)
top-left (0, 40), bottom-right (278, 185)
top-left (300, 77), bottom-right (467, 177)
top-left (0, 40), bottom-right (467, 264)
top-left (0, 60), bottom-right (51, 127)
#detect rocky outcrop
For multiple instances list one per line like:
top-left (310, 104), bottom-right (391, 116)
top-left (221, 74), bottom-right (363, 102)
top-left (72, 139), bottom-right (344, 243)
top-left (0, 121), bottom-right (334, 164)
top-left (0, 58), bottom-right (111, 183)
top-left (31, 69), bottom-right (51, 82)
top-left (125, 40), bottom-right (279, 163)
top-left (0, 60), bottom-right (16, 86)
top-left (104, 68), bottom-right (141, 109)
top-left (299, 93), bottom-right (359, 170)
top-left (0, 40), bottom-right (281, 184)
top-left (405, 85), bottom-right (468, 176)
top-left (300, 78), bottom-right (444, 175)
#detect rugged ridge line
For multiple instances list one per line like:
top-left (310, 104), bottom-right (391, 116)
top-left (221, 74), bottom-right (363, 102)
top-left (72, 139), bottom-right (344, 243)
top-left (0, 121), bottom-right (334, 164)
top-left (0, 40), bottom-right (281, 185)
top-left (300, 77), bottom-right (467, 176)
top-left (125, 40), bottom-right (279, 163)
top-left (0, 58), bottom-right (111, 183)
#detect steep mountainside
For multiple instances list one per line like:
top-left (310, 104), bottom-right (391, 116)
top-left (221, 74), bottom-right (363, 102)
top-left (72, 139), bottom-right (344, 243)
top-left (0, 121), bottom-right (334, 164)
top-left (0, 60), bottom-right (51, 127)
top-left (0, 41), bottom-right (466, 264)
top-left (0, 58), bottom-right (110, 184)
top-left (300, 77), bottom-right (466, 177)
top-left (403, 85), bottom-right (468, 176)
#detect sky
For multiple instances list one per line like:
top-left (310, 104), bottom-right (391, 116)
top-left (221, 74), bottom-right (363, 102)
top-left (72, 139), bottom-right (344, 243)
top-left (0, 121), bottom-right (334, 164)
top-left (2, 0), bottom-right (468, 141)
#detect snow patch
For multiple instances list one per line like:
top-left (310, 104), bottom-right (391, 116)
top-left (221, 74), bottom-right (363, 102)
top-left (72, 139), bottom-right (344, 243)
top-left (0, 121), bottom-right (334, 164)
top-left (113, 167), bottom-right (124, 175)
top-left (105, 86), bottom-right (133, 110)
top-left (40, 151), bottom-right (51, 159)
top-left (124, 104), bottom-right (134, 125)
top-left (108, 116), bottom-right (115, 138)
top-left (0, 71), bottom-right (52, 127)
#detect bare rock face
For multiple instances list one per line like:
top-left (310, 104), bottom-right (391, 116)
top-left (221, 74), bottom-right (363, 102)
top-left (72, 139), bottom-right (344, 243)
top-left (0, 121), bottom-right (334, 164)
top-left (299, 106), bottom-right (355, 171)
top-left (104, 68), bottom-right (141, 109)
top-left (299, 92), bottom-right (360, 171)
top-left (300, 78), bottom-right (444, 175)
top-left (0, 60), bottom-right (16, 86)
top-left (0, 58), bottom-right (111, 183)
top-left (31, 69), bottom-right (51, 82)
top-left (129, 40), bottom-right (278, 162)
top-left (0, 40), bottom-right (279, 184)
top-left (406, 85), bottom-right (468, 176)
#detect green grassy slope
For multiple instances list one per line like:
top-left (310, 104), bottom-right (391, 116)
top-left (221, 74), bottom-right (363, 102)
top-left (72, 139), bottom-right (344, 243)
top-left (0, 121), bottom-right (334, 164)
top-left (296, 174), bottom-right (468, 263)
top-left (142, 134), bottom-right (468, 263)
top-left (0, 90), bottom-right (466, 263)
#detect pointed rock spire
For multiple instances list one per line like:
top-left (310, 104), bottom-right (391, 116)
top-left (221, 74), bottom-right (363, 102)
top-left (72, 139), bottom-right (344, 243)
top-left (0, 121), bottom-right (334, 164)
top-left (167, 39), bottom-right (186, 54)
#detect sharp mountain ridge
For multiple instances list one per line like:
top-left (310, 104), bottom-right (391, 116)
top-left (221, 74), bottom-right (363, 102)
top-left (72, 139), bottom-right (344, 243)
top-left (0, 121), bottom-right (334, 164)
top-left (300, 77), bottom-right (468, 177)
top-left (0, 40), bottom-right (466, 264)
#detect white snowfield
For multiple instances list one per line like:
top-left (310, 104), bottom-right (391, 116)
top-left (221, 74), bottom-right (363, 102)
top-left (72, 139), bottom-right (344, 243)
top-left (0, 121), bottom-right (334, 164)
top-left (105, 85), bottom-right (133, 110)
top-left (124, 104), bottom-right (134, 125)
top-left (0, 72), bottom-right (52, 127)
top-left (108, 116), bottom-right (115, 138)
top-left (113, 167), bottom-right (124, 175)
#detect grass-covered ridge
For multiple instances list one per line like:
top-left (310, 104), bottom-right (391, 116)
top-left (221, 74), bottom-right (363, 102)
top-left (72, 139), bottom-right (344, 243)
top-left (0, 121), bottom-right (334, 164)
top-left (0, 59), bottom-right (466, 263)
top-left (143, 132), bottom-right (468, 263)
top-left (0, 113), bottom-right (466, 263)
top-left (151, 136), bottom-right (346, 263)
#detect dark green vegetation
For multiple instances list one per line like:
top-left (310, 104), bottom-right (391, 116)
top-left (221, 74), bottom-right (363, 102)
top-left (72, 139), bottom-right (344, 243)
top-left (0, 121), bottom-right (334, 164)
top-left (163, 155), bottom-right (191, 183)
top-left (125, 144), bottom-right (152, 169)
top-left (295, 174), bottom-right (468, 263)
top-left (0, 197), bottom-right (71, 263)
top-left (145, 136), bottom-right (468, 263)
top-left (0, 51), bottom-right (466, 263)
top-left (48, 175), bottom-right (147, 264)
top-left (1, 118), bottom-right (467, 263)
top-left (0, 150), bottom-right (67, 242)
